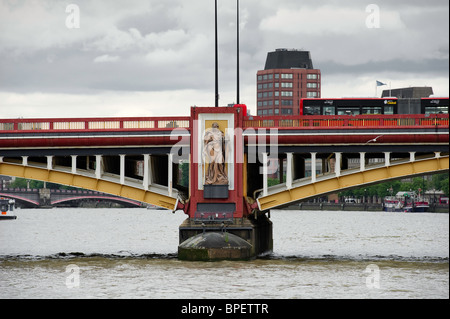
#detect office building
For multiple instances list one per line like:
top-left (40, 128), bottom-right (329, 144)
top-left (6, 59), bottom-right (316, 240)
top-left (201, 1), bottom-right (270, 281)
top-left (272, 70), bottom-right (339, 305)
top-left (381, 86), bottom-right (433, 98)
top-left (257, 48), bottom-right (321, 116)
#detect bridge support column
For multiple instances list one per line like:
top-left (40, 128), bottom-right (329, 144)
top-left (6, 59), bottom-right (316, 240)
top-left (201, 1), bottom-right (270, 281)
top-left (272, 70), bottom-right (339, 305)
top-left (47, 156), bottom-right (53, 170)
top-left (384, 152), bottom-right (391, 167)
top-left (311, 152), bottom-right (317, 183)
top-left (95, 155), bottom-right (103, 179)
top-left (143, 154), bottom-right (151, 190)
top-left (262, 153), bottom-right (268, 196)
top-left (22, 156), bottom-right (28, 166)
top-left (168, 153), bottom-right (173, 197)
top-left (335, 152), bottom-right (341, 177)
top-left (119, 154), bottom-right (126, 185)
top-left (360, 152), bottom-right (366, 171)
top-left (286, 153), bottom-right (293, 189)
top-left (71, 155), bottom-right (77, 174)
top-left (410, 152), bottom-right (415, 162)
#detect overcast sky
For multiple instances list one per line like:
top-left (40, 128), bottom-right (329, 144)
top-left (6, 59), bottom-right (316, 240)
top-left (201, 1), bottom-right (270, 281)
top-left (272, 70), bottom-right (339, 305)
top-left (0, 0), bottom-right (448, 118)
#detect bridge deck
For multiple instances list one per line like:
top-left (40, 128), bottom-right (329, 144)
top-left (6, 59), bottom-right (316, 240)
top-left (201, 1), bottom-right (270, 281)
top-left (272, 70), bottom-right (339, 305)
top-left (0, 114), bottom-right (447, 152)
top-left (1, 113), bottom-right (448, 213)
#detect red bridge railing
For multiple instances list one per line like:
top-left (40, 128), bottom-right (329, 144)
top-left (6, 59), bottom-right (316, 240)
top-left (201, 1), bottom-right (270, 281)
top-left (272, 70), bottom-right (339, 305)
top-left (0, 114), bottom-right (448, 132)
top-left (0, 116), bottom-right (191, 132)
top-left (243, 114), bottom-right (449, 129)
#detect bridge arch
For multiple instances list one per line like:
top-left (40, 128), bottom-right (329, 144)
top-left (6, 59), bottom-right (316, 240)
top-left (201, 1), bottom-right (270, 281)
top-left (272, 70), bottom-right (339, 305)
top-left (0, 192), bottom-right (40, 207)
top-left (257, 155), bottom-right (449, 211)
top-left (51, 196), bottom-right (142, 207)
top-left (0, 162), bottom-right (178, 210)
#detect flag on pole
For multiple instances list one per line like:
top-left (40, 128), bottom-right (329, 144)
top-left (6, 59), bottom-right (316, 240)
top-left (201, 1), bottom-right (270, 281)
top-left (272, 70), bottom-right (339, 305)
top-left (376, 81), bottom-right (387, 86)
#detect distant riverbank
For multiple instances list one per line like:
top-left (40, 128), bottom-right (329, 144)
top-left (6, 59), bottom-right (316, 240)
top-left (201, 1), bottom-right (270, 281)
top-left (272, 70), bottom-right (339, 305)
top-left (285, 202), bottom-right (449, 213)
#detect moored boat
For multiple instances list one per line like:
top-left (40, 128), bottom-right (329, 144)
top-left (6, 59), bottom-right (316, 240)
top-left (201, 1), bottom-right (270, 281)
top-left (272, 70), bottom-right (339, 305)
top-left (0, 198), bottom-right (17, 220)
top-left (383, 191), bottom-right (429, 213)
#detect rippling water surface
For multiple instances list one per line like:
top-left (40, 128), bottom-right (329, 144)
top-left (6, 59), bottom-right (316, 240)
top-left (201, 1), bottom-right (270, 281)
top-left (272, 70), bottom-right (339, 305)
top-left (1, 208), bottom-right (448, 299)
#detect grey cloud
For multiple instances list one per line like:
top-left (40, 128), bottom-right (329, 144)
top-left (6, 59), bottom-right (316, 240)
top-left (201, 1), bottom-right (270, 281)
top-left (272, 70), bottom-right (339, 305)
top-left (0, 0), bottom-right (448, 97)
top-left (0, 45), bottom-right (216, 94)
top-left (318, 58), bottom-right (449, 76)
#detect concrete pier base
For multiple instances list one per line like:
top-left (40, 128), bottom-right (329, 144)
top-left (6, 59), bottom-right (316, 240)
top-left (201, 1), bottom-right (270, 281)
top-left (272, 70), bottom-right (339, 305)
top-left (178, 214), bottom-right (273, 261)
top-left (178, 232), bottom-right (252, 261)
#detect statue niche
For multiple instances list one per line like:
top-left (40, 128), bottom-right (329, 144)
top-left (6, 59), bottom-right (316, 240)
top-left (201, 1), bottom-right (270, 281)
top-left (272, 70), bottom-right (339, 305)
top-left (203, 122), bottom-right (228, 186)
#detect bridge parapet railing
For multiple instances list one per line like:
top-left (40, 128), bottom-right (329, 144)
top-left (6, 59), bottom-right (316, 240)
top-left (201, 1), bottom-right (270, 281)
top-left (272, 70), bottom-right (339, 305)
top-left (243, 114), bottom-right (449, 129)
top-left (0, 187), bottom-right (39, 193)
top-left (2, 115), bottom-right (448, 131)
top-left (0, 117), bottom-right (191, 132)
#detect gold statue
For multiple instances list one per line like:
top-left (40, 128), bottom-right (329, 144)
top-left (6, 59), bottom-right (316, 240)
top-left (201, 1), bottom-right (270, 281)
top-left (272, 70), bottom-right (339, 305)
top-left (203, 122), bottom-right (228, 185)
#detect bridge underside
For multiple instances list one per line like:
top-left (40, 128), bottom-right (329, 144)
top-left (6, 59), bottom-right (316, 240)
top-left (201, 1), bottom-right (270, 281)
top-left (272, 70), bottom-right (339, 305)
top-left (255, 154), bottom-right (449, 211)
top-left (0, 157), bottom-right (179, 210)
top-left (0, 192), bottom-right (142, 208)
top-left (1, 150), bottom-right (448, 213)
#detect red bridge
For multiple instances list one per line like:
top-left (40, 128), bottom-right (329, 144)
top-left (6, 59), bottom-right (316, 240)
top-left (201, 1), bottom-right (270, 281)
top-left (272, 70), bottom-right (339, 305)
top-left (1, 107), bottom-right (448, 259)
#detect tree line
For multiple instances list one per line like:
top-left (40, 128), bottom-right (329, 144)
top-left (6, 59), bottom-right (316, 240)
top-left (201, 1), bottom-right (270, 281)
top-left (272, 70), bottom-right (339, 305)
top-left (339, 173), bottom-right (449, 199)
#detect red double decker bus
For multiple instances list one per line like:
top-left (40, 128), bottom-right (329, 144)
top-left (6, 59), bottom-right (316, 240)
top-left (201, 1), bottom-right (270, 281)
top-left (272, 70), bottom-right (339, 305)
top-left (300, 97), bottom-right (449, 116)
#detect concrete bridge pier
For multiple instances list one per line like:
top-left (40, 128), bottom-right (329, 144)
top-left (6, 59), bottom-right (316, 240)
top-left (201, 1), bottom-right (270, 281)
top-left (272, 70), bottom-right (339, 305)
top-left (178, 106), bottom-right (273, 261)
top-left (178, 214), bottom-right (273, 261)
top-left (38, 188), bottom-right (51, 208)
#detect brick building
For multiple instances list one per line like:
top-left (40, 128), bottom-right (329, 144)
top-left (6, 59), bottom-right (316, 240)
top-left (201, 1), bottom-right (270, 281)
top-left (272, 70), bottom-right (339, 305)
top-left (257, 48), bottom-right (321, 116)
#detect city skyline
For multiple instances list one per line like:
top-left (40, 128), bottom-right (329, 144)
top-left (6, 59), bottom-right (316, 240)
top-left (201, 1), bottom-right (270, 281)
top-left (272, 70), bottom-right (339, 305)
top-left (0, 0), bottom-right (448, 118)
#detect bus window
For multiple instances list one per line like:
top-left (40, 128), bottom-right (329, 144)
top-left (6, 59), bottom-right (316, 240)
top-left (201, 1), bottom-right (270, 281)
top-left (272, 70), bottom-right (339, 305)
top-left (425, 106), bottom-right (449, 115)
top-left (384, 106), bottom-right (394, 114)
top-left (362, 107), bottom-right (382, 115)
top-left (338, 107), bottom-right (360, 115)
top-left (323, 106), bottom-right (335, 115)
top-left (304, 106), bottom-right (321, 115)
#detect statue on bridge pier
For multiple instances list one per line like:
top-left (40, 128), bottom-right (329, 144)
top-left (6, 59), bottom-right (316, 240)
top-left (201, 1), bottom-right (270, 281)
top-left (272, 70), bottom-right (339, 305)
top-left (203, 122), bottom-right (228, 185)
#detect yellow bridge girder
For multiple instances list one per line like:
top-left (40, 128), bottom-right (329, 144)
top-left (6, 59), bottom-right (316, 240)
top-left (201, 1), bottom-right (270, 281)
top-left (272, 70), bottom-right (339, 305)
top-left (0, 162), bottom-right (178, 210)
top-left (257, 156), bottom-right (449, 211)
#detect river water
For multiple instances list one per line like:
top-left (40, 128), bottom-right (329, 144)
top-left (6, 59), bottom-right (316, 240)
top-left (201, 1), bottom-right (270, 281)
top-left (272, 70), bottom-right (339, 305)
top-left (0, 208), bottom-right (448, 299)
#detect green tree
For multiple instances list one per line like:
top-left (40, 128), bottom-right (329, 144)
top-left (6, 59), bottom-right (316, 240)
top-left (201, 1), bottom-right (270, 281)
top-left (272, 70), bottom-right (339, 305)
top-left (430, 173), bottom-right (449, 196)
top-left (338, 178), bottom-right (431, 200)
top-left (441, 177), bottom-right (449, 196)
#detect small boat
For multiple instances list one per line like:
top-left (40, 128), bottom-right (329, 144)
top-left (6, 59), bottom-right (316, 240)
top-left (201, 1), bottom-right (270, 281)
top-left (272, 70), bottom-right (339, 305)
top-left (0, 198), bottom-right (17, 220)
top-left (383, 196), bottom-right (402, 212)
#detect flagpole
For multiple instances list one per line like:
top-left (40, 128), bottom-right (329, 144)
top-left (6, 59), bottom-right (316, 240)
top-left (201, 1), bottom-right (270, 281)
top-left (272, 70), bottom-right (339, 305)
top-left (236, 0), bottom-right (240, 105)
top-left (215, 0), bottom-right (219, 107)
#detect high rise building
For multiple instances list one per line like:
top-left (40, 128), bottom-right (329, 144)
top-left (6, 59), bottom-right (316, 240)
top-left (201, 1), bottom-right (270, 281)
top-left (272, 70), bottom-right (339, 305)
top-left (256, 49), bottom-right (321, 116)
